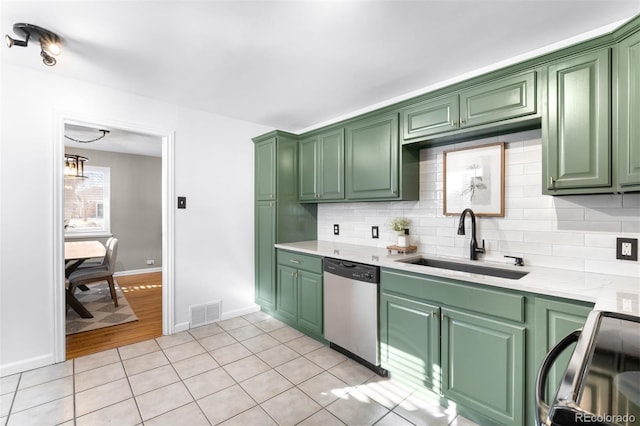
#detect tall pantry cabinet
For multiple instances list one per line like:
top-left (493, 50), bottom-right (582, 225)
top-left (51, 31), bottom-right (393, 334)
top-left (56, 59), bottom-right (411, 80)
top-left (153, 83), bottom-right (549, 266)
top-left (253, 131), bottom-right (317, 311)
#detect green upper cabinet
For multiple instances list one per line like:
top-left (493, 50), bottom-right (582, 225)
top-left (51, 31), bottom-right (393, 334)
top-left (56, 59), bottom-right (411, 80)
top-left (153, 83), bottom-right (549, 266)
top-left (459, 71), bottom-right (537, 128)
top-left (255, 137), bottom-right (276, 201)
top-left (299, 128), bottom-right (345, 202)
top-left (345, 112), bottom-right (418, 201)
top-left (616, 29), bottom-right (640, 191)
top-left (543, 48), bottom-right (611, 194)
top-left (402, 94), bottom-right (459, 140)
top-left (401, 71), bottom-right (537, 143)
top-left (346, 112), bottom-right (399, 200)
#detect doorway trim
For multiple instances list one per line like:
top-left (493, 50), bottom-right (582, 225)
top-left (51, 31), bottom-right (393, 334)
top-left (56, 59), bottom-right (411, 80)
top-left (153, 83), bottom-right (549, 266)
top-left (53, 113), bottom-right (175, 362)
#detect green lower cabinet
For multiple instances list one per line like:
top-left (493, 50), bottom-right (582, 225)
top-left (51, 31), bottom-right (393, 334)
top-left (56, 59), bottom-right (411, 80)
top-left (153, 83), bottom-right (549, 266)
top-left (275, 250), bottom-right (323, 339)
top-left (297, 271), bottom-right (323, 336)
top-left (441, 307), bottom-right (525, 426)
top-left (534, 297), bottom-right (592, 402)
top-left (255, 201), bottom-right (276, 310)
top-left (380, 292), bottom-right (440, 389)
top-left (276, 265), bottom-right (298, 324)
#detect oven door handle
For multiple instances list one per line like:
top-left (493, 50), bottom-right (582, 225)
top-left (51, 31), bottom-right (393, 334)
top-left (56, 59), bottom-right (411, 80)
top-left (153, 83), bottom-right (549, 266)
top-left (535, 329), bottom-right (582, 426)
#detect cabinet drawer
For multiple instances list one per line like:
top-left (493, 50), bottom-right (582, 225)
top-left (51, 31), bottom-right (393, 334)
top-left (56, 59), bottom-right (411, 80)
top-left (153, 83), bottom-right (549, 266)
top-left (277, 250), bottom-right (322, 274)
top-left (381, 269), bottom-right (524, 323)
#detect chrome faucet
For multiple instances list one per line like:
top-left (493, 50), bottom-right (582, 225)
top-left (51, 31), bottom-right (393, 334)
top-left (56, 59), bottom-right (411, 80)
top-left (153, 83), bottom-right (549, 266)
top-left (457, 208), bottom-right (485, 260)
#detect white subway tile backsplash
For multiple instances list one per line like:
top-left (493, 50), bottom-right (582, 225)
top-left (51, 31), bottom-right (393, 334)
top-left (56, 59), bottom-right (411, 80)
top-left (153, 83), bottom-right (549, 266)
top-left (317, 130), bottom-right (639, 276)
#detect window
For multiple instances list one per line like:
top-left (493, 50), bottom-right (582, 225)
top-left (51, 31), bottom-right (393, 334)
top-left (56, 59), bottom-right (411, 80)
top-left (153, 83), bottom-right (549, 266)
top-left (64, 165), bottom-right (111, 237)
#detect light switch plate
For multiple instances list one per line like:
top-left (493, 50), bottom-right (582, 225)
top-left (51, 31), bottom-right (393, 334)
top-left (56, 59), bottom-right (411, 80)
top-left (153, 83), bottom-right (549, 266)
top-left (616, 237), bottom-right (638, 261)
top-left (177, 196), bottom-right (186, 209)
top-left (372, 226), bottom-right (379, 239)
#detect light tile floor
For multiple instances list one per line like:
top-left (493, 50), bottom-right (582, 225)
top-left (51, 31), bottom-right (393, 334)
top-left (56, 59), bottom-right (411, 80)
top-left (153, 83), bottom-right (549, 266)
top-left (0, 311), bottom-right (479, 426)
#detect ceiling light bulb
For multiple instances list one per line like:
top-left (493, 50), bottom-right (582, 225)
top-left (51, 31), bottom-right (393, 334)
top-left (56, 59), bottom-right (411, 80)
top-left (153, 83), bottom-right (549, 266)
top-left (41, 35), bottom-right (61, 55)
top-left (41, 50), bottom-right (56, 66)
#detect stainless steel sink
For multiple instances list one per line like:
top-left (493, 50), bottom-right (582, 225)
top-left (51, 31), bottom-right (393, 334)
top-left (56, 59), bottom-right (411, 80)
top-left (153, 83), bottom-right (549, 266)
top-left (396, 257), bottom-right (529, 280)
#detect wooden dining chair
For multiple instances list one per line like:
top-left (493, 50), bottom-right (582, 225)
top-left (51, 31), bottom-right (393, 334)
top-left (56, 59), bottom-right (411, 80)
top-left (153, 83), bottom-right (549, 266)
top-left (68, 237), bottom-right (119, 307)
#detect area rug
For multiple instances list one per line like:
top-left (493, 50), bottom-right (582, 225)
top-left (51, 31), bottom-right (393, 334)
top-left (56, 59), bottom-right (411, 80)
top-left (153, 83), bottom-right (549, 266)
top-left (66, 280), bottom-right (138, 335)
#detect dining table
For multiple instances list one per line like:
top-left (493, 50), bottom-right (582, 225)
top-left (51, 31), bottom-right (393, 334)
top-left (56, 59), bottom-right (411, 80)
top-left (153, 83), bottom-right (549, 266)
top-left (64, 240), bottom-right (106, 318)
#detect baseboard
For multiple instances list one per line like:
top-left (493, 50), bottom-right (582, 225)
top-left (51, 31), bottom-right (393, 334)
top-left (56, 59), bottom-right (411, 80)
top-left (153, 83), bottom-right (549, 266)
top-left (174, 322), bottom-right (190, 333)
top-left (0, 353), bottom-right (56, 377)
top-left (114, 267), bottom-right (162, 277)
top-left (220, 304), bottom-right (260, 321)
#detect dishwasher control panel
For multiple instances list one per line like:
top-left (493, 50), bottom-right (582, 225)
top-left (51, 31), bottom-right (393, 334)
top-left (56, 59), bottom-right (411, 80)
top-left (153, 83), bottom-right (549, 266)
top-left (323, 257), bottom-right (380, 283)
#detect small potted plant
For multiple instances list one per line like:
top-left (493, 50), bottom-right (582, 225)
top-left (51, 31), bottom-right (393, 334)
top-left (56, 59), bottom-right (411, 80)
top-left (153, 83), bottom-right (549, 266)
top-left (390, 217), bottom-right (410, 247)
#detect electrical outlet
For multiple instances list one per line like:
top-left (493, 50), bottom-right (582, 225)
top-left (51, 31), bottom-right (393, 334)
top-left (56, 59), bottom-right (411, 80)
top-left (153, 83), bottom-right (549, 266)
top-left (146, 259), bottom-right (155, 265)
top-left (333, 224), bottom-right (339, 235)
top-left (616, 238), bottom-right (638, 261)
top-left (372, 226), bottom-right (379, 239)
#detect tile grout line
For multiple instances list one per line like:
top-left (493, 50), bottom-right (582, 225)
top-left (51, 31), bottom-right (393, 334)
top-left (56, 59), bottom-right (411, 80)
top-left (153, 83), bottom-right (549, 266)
top-left (117, 345), bottom-right (146, 426)
top-left (3, 373), bottom-right (22, 426)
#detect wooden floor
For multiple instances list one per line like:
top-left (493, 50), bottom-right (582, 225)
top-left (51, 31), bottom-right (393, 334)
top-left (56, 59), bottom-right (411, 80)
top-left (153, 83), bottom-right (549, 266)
top-left (66, 271), bottom-right (163, 360)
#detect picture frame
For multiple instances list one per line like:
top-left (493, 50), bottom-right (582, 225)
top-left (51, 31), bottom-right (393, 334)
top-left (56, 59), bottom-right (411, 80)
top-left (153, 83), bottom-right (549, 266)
top-left (443, 142), bottom-right (505, 216)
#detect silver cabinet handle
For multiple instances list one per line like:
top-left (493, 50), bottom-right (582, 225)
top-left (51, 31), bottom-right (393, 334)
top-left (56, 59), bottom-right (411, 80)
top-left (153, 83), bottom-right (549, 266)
top-left (549, 176), bottom-right (556, 188)
top-left (289, 259), bottom-right (300, 264)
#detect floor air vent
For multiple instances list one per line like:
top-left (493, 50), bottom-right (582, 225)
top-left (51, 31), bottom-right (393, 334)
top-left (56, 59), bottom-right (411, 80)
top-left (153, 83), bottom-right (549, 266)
top-left (189, 301), bottom-right (221, 328)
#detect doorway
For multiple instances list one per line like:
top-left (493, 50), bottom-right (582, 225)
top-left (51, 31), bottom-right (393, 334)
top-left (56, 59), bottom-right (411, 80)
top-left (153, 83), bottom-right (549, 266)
top-left (53, 116), bottom-right (175, 362)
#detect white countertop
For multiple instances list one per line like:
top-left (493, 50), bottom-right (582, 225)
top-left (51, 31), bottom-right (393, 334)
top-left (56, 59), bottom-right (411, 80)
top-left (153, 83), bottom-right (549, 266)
top-left (275, 240), bottom-right (640, 317)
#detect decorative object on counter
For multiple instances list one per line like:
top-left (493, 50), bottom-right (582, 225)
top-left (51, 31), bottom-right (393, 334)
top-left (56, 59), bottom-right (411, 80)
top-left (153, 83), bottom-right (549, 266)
top-left (386, 244), bottom-right (417, 254)
top-left (390, 217), bottom-right (411, 247)
top-left (444, 142), bottom-right (505, 216)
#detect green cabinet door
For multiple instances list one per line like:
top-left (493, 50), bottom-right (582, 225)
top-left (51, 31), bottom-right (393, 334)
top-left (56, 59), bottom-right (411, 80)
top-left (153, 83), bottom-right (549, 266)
top-left (298, 135), bottom-right (318, 201)
top-left (346, 112), bottom-right (399, 200)
top-left (255, 201), bottom-right (276, 310)
top-left (299, 129), bottom-right (345, 202)
top-left (617, 30), bottom-right (640, 190)
top-left (544, 49), bottom-right (611, 194)
top-left (402, 94), bottom-right (459, 141)
top-left (380, 292), bottom-right (440, 389)
top-left (276, 264), bottom-right (298, 324)
top-left (460, 71), bottom-right (537, 128)
top-left (441, 308), bottom-right (525, 426)
top-left (534, 298), bottom-right (592, 402)
top-left (255, 137), bottom-right (276, 201)
top-left (318, 129), bottom-right (345, 201)
top-left (297, 271), bottom-right (323, 335)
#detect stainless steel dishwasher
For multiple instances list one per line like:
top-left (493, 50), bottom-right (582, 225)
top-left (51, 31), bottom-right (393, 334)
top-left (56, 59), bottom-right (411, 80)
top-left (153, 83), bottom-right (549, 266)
top-left (323, 257), bottom-right (386, 375)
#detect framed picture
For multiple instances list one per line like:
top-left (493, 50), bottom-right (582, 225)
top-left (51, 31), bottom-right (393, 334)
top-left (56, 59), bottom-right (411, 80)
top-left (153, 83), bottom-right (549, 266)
top-left (443, 142), bottom-right (505, 216)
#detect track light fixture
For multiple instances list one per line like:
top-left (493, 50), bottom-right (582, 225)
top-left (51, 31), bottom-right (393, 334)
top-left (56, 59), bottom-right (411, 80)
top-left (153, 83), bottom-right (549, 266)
top-left (5, 23), bottom-right (61, 66)
top-left (65, 129), bottom-right (110, 144)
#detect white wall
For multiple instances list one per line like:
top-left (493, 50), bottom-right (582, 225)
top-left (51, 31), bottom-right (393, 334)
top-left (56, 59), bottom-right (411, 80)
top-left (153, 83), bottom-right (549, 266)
top-left (0, 64), bottom-right (270, 375)
top-left (318, 129), bottom-right (640, 278)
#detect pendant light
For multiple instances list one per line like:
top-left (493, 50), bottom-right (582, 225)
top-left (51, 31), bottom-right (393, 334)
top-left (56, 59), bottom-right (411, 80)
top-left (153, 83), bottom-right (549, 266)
top-left (64, 154), bottom-right (88, 179)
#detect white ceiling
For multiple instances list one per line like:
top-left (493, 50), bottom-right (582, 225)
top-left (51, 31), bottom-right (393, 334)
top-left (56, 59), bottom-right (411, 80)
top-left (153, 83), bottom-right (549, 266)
top-left (64, 123), bottom-right (163, 157)
top-left (3, 1), bottom-right (640, 137)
